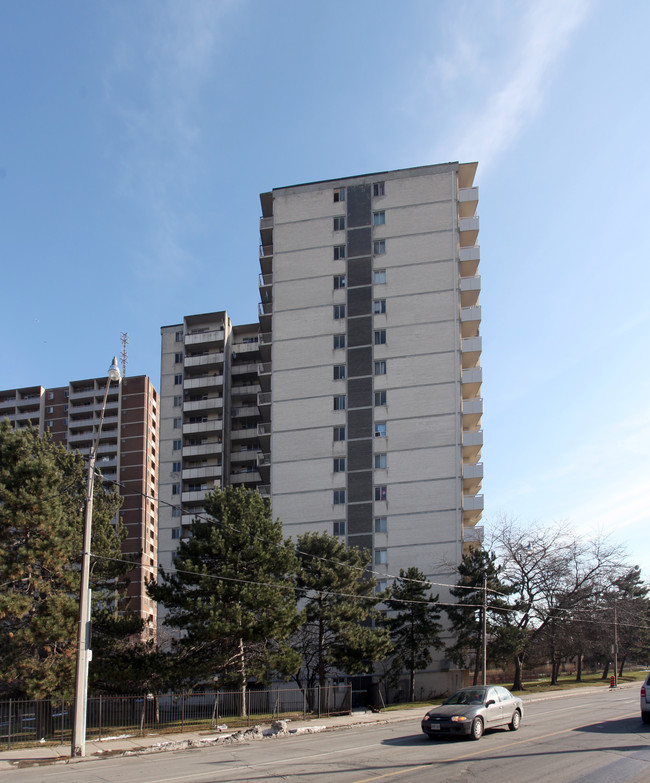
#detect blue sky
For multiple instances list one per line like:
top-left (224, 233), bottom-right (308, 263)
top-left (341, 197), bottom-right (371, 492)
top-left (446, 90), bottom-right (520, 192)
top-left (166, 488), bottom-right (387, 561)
top-left (2, 1), bottom-right (649, 576)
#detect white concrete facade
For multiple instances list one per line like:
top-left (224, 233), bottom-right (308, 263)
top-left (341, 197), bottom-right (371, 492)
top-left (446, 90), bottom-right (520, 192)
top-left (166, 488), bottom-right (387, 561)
top-left (261, 162), bottom-right (483, 595)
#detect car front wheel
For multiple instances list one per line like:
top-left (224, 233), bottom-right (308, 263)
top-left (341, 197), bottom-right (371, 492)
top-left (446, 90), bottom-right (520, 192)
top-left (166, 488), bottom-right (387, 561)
top-left (508, 710), bottom-right (521, 731)
top-left (470, 717), bottom-right (484, 740)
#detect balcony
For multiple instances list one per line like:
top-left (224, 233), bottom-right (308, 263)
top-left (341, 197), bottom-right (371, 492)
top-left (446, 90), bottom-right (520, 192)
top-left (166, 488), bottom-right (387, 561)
top-left (463, 525), bottom-right (485, 552)
top-left (460, 246), bottom-right (480, 277)
top-left (463, 462), bottom-right (483, 494)
top-left (182, 465), bottom-right (222, 481)
top-left (184, 351), bottom-right (224, 370)
top-left (258, 484), bottom-right (270, 498)
top-left (462, 429), bottom-right (483, 461)
top-left (463, 494), bottom-right (484, 525)
top-left (184, 329), bottom-right (224, 349)
top-left (182, 442), bottom-right (222, 458)
top-left (462, 397), bottom-right (483, 431)
top-left (258, 301), bottom-right (272, 331)
top-left (259, 244), bottom-right (273, 277)
top-left (182, 420), bottom-right (223, 435)
top-left (459, 216), bottom-right (479, 247)
top-left (230, 449), bottom-right (258, 463)
top-left (462, 367), bottom-right (482, 399)
top-left (184, 397), bottom-right (223, 414)
top-left (231, 426), bottom-right (258, 440)
top-left (257, 391), bottom-right (271, 423)
top-left (458, 187), bottom-right (479, 218)
top-left (460, 274), bottom-right (481, 307)
top-left (461, 336), bottom-right (482, 369)
top-left (460, 305), bottom-right (481, 338)
top-left (231, 362), bottom-right (259, 376)
top-left (182, 489), bottom-right (209, 504)
top-left (259, 273), bottom-right (273, 302)
top-left (230, 470), bottom-right (262, 485)
top-left (183, 374), bottom-right (223, 392)
top-left (259, 215), bottom-right (273, 246)
top-left (231, 405), bottom-right (259, 419)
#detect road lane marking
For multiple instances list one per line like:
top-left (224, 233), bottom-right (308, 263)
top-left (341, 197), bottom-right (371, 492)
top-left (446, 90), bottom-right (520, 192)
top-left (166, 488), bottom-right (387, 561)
top-left (351, 712), bottom-right (643, 783)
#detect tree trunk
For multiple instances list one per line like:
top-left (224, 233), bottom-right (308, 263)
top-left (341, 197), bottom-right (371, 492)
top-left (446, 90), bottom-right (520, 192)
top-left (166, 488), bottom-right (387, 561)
top-left (619, 656), bottom-right (627, 678)
top-left (601, 660), bottom-right (610, 680)
top-left (409, 668), bottom-right (415, 703)
top-left (512, 653), bottom-right (524, 691)
top-left (575, 652), bottom-right (583, 682)
top-left (238, 637), bottom-right (247, 717)
top-left (472, 647), bottom-right (481, 686)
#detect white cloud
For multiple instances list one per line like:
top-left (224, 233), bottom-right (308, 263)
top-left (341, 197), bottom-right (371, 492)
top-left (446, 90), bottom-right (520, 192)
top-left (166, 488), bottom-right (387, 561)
top-left (429, 0), bottom-right (593, 171)
top-left (102, 0), bottom-right (239, 281)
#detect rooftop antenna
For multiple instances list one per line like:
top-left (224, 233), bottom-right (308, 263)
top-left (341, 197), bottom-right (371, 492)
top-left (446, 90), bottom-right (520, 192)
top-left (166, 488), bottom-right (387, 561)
top-left (120, 332), bottom-right (129, 378)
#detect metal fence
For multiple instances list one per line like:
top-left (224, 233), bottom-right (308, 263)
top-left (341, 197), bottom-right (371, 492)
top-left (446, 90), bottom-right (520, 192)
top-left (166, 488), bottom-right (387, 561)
top-left (0, 685), bottom-right (352, 749)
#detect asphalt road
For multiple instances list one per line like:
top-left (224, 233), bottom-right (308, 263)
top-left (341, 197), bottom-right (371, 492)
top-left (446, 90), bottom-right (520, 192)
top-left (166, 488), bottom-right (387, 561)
top-left (4, 688), bottom-right (649, 783)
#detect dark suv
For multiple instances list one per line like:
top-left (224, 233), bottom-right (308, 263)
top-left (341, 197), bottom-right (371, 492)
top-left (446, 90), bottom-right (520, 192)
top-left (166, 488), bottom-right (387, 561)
top-left (641, 673), bottom-right (650, 724)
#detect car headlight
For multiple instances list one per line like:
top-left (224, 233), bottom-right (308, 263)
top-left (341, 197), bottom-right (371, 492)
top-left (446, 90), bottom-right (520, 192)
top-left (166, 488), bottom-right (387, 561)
top-left (450, 716), bottom-right (467, 722)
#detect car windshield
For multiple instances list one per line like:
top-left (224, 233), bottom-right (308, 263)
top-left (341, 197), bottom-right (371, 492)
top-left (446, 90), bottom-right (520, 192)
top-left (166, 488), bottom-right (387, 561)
top-left (445, 689), bottom-right (486, 705)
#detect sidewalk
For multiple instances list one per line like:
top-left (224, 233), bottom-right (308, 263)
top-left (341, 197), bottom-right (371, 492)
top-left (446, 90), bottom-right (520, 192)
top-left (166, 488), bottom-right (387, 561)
top-left (0, 683), bottom-right (636, 771)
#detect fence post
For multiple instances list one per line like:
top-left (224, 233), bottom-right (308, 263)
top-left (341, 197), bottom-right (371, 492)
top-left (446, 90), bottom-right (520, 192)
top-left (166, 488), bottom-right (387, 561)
top-left (61, 697), bottom-right (65, 745)
top-left (303, 688), bottom-right (306, 720)
top-left (181, 693), bottom-right (185, 733)
top-left (317, 685), bottom-right (321, 719)
top-left (98, 695), bottom-right (102, 741)
top-left (7, 699), bottom-right (11, 750)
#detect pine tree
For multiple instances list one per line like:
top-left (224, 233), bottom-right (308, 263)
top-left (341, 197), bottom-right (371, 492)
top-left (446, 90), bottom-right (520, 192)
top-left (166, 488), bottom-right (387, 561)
top-left (445, 547), bottom-right (514, 685)
top-left (0, 421), bottom-right (125, 698)
top-left (292, 532), bottom-right (392, 695)
top-left (147, 486), bottom-right (300, 712)
top-left (383, 567), bottom-right (443, 702)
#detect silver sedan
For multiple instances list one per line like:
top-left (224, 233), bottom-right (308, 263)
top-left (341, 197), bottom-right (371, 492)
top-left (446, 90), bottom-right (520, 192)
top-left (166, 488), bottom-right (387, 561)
top-left (422, 685), bottom-right (523, 740)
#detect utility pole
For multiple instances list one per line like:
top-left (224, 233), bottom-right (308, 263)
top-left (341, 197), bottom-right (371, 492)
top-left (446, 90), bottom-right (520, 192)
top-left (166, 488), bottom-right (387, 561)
top-left (482, 573), bottom-right (487, 686)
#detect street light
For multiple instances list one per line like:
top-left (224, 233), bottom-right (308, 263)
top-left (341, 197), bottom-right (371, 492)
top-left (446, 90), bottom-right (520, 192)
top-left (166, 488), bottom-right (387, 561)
top-left (71, 357), bottom-right (121, 758)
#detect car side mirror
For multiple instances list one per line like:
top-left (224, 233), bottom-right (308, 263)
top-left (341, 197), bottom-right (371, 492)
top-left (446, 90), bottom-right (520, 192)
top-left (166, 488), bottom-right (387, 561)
top-left (486, 699), bottom-right (495, 707)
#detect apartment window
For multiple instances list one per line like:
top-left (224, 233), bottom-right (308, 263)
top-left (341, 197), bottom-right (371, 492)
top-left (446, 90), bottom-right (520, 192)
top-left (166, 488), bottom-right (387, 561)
top-left (374, 330), bottom-right (387, 345)
top-left (175, 352), bottom-right (183, 363)
top-left (175, 331), bottom-right (183, 342)
top-left (173, 417), bottom-right (182, 429)
top-left (373, 299), bottom-right (386, 314)
top-left (334, 216), bottom-right (346, 231)
top-left (333, 304), bottom-right (346, 320)
top-left (375, 486), bottom-right (387, 501)
top-left (64, 404), bottom-right (68, 412)
top-left (374, 269), bottom-right (386, 284)
top-left (333, 489), bottom-right (346, 505)
top-left (377, 579), bottom-right (388, 593)
top-left (373, 181), bottom-right (385, 197)
top-left (47, 406), bottom-right (54, 414)
top-left (172, 461), bottom-right (181, 473)
top-left (172, 484), bottom-right (180, 495)
top-left (171, 528), bottom-right (181, 540)
top-left (333, 426), bottom-right (346, 441)
top-left (333, 365), bottom-right (346, 380)
top-left (333, 245), bottom-right (346, 260)
top-left (333, 274), bottom-right (346, 289)
top-left (47, 391), bottom-right (54, 401)
top-left (173, 395), bottom-right (182, 407)
top-left (373, 211), bottom-right (385, 226)
top-left (333, 187), bottom-right (346, 202)
top-left (333, 521), bottom-right (346, 536)
top-left (374, 422), bottom-right (387, 437)
top-left (375, 548), bottom-right (388, 565)
top-left (333, 334), bottom-right (346, 350)
top-left (373, 239), bottom-right (386, 255)
top-left (375, 516), bottom-right (387, 533)
top-left (174, 374), bottom-right (183, 385)
top-left (374, 360), bottom-right (387, 375)
top-left (172, 507), bottom-right (181, 518)
top-left (374, 454), bottom-right (387, 470)
top-left (173, 439), bottom-right (182, 450)
top-left (333, 395), bottom-right (346, 411)
top-left (333, 457), bottom-right (346, 472)
top-left (374, 391), bottom-right (387, 407)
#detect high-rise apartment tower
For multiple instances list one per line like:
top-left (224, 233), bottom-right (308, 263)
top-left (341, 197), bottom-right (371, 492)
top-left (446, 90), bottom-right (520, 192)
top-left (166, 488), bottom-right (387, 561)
top-left (0, 375), bottom-right (159, 635)
top-left (259, 162), bottom-right (483, 591)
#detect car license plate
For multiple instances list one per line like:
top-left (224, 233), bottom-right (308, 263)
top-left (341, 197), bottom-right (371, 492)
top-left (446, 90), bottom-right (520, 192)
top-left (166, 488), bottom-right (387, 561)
top-left (430, 724), bottom-right (440, 730)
